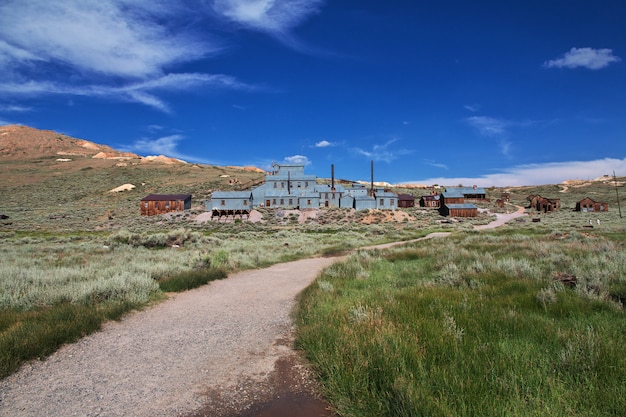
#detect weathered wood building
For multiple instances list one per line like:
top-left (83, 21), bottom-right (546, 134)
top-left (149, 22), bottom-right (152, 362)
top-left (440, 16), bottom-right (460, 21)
top-left (440, 203), bottom-right (478, 218)
top-left (140, 194), bottom-right (192, 216)
top-left (419, 194), bottom-right (440, 208)
top-left (528, 195), bottom-right (561, 213)
top-left (575, 197), bottom-right (608, 212)
top-left (397, 194), bottom-right (415, 208)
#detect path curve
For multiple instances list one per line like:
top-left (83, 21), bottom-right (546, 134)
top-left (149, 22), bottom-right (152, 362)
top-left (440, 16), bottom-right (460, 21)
top-left (0, 207), bottom-right (526, 416)
top-left (0, 257), bottom-right (338, 417)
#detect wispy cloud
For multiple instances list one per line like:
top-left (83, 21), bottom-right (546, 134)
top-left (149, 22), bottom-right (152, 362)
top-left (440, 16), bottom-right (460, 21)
top-left (213, 0), bottom-right (324, 34)
top-left (543, 47), bottom-right (621, 70)
top-left (0, 73), bottom-right (252, 113)
top-left (0, 0), bottom-right (293, 111)
top-left (314, 140), bottom-right (335, 148)
top-left (464, 104), bottom-right (481, 112)
top-left (0, 104), bottom-right (31, 112)
top-left (465, 116), bottom-right (507, 137)
top-left (403, 158), bottom-right (626, 187)
top-left (129, 134), bottom-right (186, 156)
top-left (423, 159), bottom-right (448, 170)
top-left (352, 139), bottom-right (412, 163)
top-left (284, 154), bottom-right (311, 165)
top-left (464, 115), bottom-right (512, 156)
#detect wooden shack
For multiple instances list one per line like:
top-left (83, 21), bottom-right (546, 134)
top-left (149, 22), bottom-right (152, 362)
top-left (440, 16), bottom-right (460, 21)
top-left (528, 195), bottom-right (560, 213)
top-left (397, 194), bottom-right (415, 208)
top-left (140, 194), bottom-right (192, 216)
top-left (420, 194), bottom-right (440, 208)
top-left (439, 203), bottom-right (478, 218)
top-left (576, 197), bottom-right (608, 212)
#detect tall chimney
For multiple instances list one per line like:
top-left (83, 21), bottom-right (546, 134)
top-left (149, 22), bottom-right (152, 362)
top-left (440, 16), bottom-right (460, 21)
top-left (331, 164), bottom-right (335, 191)
top-left (370, 160), bottom-right (374, 197)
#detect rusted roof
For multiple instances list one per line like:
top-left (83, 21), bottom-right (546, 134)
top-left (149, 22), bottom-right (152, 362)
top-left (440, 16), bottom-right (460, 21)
top-left (141, 194), bottom-right (192, 201)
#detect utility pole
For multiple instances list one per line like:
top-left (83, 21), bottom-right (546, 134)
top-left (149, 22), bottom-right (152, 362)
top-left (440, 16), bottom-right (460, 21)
top-left (615, 170), bottom-right (622, 218)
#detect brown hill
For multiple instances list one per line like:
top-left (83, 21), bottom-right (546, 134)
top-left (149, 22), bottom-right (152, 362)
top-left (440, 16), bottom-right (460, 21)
top-left (0, 124), bottom-right (140, 161)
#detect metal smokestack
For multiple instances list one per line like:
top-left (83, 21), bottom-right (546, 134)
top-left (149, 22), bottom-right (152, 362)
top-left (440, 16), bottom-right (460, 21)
top-left (331, 164), bottom-right (335, 191)
top-left (370, 160), bottom-right (374, 197)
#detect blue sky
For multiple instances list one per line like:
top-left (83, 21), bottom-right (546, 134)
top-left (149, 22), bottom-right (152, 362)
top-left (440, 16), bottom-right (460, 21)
top-left (1, 0), bottom-right (625, 186)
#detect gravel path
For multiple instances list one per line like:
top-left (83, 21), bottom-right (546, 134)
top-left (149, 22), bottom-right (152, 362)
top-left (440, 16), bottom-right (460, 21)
top-left (0, 257), bottom-right (338, 417)
top-left (0, 208), bottom-right (526, 417)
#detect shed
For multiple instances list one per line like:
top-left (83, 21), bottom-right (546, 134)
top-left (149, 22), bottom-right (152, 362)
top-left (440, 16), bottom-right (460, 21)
top-left (397, 194), bottom-right (415, 208)
top-left (375, 190), bottom-right (398, 209)
top-left (140, 194), bottom-right (192, 216)
top-left (439, 203), bottom-right (478, 218)
top-left (420, 194), bottom-right (440, 208)
top-left (207, 191), bottom-right (253, 219)
top-left (576, 197), bottom-right (608, 212)
top-left (440, 191), bottom-right (465, 206)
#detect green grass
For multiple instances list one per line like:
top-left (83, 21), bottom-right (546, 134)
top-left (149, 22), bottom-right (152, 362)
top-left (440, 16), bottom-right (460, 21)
top-left (296, 231), bottom-right (626, 417)
top-left (0, 301), bottom-right (139, 378)
top-left (158, 268), bottom-right (227, 292)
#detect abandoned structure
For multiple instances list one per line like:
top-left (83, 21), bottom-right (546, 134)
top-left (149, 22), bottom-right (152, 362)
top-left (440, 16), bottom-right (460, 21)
top-left (419, 193), bottom-right (440, 208)
top-left (575, 197), bottom-right (608, 212)
top-left (140, 194), bottom-right (192, 216)
top-left (528, 195), bottom-right (561, 213)
top-left (438, 188), bottom-right (478, 217)
top-left (206, 163), bottom-right (398, 219)
top-left (397, 194), bottom-right (415, 208)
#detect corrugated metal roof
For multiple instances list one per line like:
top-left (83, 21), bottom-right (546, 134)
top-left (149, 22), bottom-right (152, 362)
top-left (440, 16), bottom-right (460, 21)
top-left (442, 191), bottom-right (464, 198)
top-left (446, 204), bottom-right (477, 209)
top-left (141, 194), bottom-right (191, 201)
top-left (447, 186), bottom-right (487, 195)
top-left (211, 191), bottom-right (252, 199)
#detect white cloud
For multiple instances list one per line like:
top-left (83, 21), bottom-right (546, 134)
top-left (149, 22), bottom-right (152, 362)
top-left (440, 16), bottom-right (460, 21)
top-left (423, 159), bottom-right (448, 170)
top-left (464, 104), bottom-right (481, 112)
top-left (465, 116), bottom-right (507, 137)
top-left (0, 104), bottom-right (31, 112)
top-left (0, 0), bottom-right (215, 78)
top-left (353, 139), bottom-right (412, 163)
top-left (0, 73), bottom-right (251, 113)
top-left (544, 47), bottom-right (621, 70)
top-left (130, 134), bottom-right (185, 156)
top-left (213, 0), bottom-right (324, 33)
top-left (314, 140), bottom-right (334, 148)
top-left (284, 154), bottom-right (311, 165)
top-left (0, 0), bottom-right (257, 111)
top-left (402, 157), bottom-right (626, 187)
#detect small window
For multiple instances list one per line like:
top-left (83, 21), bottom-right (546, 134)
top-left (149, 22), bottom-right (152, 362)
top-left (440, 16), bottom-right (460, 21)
top-left (280, 199), bottom-right (284, 205)
top-left (144, 202), bottom-right (148, 208)
top-left (390, 199), bottom-right (395, 206)
top-left (281, 182), bottom-right (285, 188)
top-left (273, 199), bottom-right (277, 205)
top-left (305, 181), bottom-right (309, 187)
top-left (307, 199), bottom-right (311, 205)
top-left (243, 200), bottom-right (248, 206)
top-left (274, 182), bottom-right (277, 188)
top-left (289, 199), bottom-right (293, 205)
top-left (380, 199), bottom-right (385, 206)
top-left (221, 200), bottom-right (226, 206)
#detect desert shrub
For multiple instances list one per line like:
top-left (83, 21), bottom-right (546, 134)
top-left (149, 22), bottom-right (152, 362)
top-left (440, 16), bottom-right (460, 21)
top-left (158, 268), bottom-right (227, 292)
